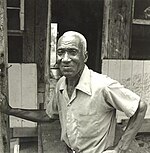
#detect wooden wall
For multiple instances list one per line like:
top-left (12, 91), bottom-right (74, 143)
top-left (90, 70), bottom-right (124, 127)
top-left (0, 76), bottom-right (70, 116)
top-left (102, 0), bottom-right (133, 59)
top-left (23, 0), bottom-right (35, 63)
top-left (102, 59), bottom-right (150, 121)
top-left (8, 64), bottom-right (37, 128)
top-left (23, 0), bottom-right (48, 89)
top-left (0, 0), bottom-right (9, 152)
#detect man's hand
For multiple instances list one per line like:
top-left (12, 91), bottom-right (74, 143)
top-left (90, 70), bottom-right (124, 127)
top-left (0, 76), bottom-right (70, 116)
top-left (0, 93), bottom-right (11, 114)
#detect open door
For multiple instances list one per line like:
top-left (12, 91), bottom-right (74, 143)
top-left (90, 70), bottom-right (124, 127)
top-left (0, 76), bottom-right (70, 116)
top-left (51, 0), bottom-right (104, 72)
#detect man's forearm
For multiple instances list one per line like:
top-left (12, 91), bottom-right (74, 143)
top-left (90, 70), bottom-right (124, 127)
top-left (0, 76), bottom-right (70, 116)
top-left (9, 108), bottom-right (57, 123)
top-left (116, 100), bottom-right (147, 152)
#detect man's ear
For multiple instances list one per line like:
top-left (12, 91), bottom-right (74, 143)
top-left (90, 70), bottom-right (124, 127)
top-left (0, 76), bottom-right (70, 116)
top-left (84, 51), bottom-right (88, 63)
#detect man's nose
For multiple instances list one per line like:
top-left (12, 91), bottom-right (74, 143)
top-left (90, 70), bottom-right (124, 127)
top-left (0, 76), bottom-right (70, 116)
top-left (62, 52), bottom-right (71, 62)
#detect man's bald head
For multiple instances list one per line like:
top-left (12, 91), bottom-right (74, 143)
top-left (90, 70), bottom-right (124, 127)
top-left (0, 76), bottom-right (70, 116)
top-left (58, 31), bottom-right (87, 55)
top-left (56, 31), bottom-right (88, 78)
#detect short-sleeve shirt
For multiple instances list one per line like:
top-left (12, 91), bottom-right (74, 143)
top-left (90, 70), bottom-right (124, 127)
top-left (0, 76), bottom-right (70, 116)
top-left (46, 65), bottom-right (140, 153)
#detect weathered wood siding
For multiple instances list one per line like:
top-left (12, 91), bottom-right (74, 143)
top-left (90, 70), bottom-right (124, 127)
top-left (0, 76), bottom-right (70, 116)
top-left (102, 0), bottom-right (133, 59)
top-left (23, 0), bottom-right (35, 63)
top-left (0, 0), bottom-right (9, 152)
top-left (102, 59), bottom-right (150, 121)
top-left (35, 0), bottom-right (48, 89)
top-left (8, 64), bottom-right (37, 127)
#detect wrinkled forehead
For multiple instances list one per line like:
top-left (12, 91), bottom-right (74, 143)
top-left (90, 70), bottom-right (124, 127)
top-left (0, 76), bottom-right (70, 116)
top-left (57, 35), bottom-right (81, 49)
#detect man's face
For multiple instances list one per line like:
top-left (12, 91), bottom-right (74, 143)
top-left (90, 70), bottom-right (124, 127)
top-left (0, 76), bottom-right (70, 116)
top-left (57, 35), bottom-right (87, 78)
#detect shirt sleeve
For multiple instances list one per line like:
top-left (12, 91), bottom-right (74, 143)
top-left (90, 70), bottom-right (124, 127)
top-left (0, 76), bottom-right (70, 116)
top-left (46, 87), bottom-right (59, 119)
top-left (104, 81), bottom-right (140, 117)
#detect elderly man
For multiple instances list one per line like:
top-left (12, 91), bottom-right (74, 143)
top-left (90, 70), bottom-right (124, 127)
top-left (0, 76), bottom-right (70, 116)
top-left (0, 31), bottom-right (147, 153)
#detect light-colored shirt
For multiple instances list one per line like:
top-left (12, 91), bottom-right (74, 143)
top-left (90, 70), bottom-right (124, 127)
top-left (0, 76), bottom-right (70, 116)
top-left (46, 65), bottom-right (140, 153)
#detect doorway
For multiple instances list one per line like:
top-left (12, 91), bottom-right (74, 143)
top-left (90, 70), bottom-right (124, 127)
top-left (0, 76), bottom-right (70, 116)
top-left (51, 0), bottom-right (104, 73)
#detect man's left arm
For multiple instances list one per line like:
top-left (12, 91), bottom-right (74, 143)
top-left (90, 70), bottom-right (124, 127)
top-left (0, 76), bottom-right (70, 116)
top-left (103, 100), bottom-right (147, 153)
top-left (115, 100), bottom-right (147, 152)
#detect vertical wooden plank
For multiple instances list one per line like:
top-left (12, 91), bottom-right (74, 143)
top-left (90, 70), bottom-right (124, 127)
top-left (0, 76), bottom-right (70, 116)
top-left (44, 0), bottom-right (51, 108)
top-left (50, 23), bottom-right (60, 79)
top-left (131, 60), bottom-right (144, 97)
top-left (120, 60), bottom-right (132, 88)
top-left (102, 59), bottom-right (109, 75)
top-left (20, 0), bottom-right (24, 31)
top-left (35, 0), bottom-right (48, 88)
top-left (8, 64), bottom-right (22, 127)
top-left (38, 1), bottom-right (51, 152)
top-left (34, 1), bottom-right (49, 152)
top-left (0, 0), bottom-right (9, 152)
top-left (22, 64), bottom-right (37, 127)
top-left (101, 0), bottom-right (111, 59)
top-left (107, 60), bottom-right (121, 82)
top-left (50, 23), bottom-right (57, 68)
top-left (23, 0), bottom-right (35, 63)
top-left (143, 61), bottom-right (150, 118)
top-left (34, 5), bottom-right (48, 151)
top-left (37, 93), bottom-right (44, 153)
top-left (102, 0), bottom-right (133, 59)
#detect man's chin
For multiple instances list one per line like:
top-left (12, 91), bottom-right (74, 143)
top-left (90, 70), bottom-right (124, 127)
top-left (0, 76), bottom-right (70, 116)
top-left (61, 72), bottom-right (75, 78)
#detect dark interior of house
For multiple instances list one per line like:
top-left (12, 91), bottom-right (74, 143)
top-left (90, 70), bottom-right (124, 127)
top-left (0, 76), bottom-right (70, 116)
top-left (51, 0), bottom-right (104, 72)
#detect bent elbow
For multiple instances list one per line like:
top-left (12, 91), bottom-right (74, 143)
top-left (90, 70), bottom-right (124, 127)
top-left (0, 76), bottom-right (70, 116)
top-left (139, 100), bottom-right (147, 114)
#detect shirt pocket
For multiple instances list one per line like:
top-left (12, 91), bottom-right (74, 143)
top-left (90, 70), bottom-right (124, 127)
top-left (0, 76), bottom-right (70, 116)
top-left (77, 113), bottom-right (100, 138)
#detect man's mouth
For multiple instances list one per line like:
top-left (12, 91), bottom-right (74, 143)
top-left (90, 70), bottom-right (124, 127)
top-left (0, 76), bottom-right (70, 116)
top-left (61, 65), bottom-right (72, 68)
top-left (61, 65), bottom-right (73, 72)
top-left (62, 66), bottom-right (72, 69)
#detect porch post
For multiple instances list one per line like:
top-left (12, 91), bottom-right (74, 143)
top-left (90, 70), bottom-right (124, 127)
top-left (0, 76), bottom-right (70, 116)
top-left (0, 0), bottom-right (10, 152)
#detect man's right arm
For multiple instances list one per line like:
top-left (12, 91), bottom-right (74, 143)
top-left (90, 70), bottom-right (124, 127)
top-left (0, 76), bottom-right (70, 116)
top-left (0, 94), bottom-right (58, 123)
top-left (9, 108), bottom-right (57, 123)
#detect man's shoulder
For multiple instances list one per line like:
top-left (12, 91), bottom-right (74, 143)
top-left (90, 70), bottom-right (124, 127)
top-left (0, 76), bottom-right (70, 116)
top-left (90, 70), bottom-right (118, 88)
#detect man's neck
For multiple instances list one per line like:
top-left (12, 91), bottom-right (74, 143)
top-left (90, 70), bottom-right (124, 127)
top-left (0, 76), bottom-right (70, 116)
top-left (66, 75), bottom-right (80, 99)
top-left (66, 67), bottom-right (84, 99)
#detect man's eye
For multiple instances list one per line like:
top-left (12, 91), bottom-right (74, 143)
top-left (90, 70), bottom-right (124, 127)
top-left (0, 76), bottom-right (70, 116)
top-left (69, 49), bottom-right (77, 56)
top-left (57, 50), bottom-right (64, 56)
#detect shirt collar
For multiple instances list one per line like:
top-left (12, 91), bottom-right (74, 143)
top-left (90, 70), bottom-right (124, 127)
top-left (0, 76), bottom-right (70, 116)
top-left (59, 65), bottom-right (92, 96)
